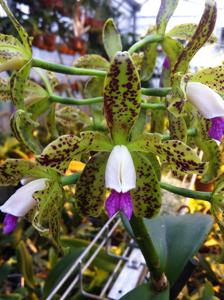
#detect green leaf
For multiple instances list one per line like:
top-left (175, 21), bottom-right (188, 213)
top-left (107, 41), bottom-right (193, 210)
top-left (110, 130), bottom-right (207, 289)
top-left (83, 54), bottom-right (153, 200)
top-left (156, 0), bottom-right (179, 34)
top-left (0, 159), bottom-right (35, 186)
top-left (199, 281), bottom-right (217, 300)
top-left (190, 65), bottom-right (224, 95)
top-left (104, 51), bottom-right (141, 144)
top-left (10, 59), bottom-right (32, 109)
top-left (73, 54), bottom-right (110, 71)
top-left (10, 109), bottom-right (42, 154)
top-left (168, 113), bottom-right (187, 142)
top-left (37, 134), bottom-right (82, 174)
top-left (0, 0), bottom-right (32, 54)
top-left (161, 36), bottom-right (183, 68)
top-left (0, 34), bottom-right (29, 73)
top-left (155, 140), bottom-right (207, 176)
top-left (144, 213), bottom-right (213, 285)
top-left (173, 0), bottom-right (217, 74)
top-left (103, 18), bottom-right (122, 60)
top-left (167, 23), bottom-right (217, 43)
top-left (131, 153), bottom-right (161, 218)
top-left (127, 133), bottom-right (161, 153)
top-left (32, 179), bottom-right (64, 246)
top-left (0, 77), bottom-right (11, 101)
top-left (75, 152), bottom-right (109, 217)
top-left (43, 247), bottom-right (84, 298)
top-left (121, 282), bottom-right (170, 300)
top-left (140, 42), bottom-right (158, 81)
top-left (16, 241), bottom-right (35, 289)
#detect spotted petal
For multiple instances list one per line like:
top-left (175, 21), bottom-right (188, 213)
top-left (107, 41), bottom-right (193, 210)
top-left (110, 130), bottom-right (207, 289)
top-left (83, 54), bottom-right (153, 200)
top-left (104, 51), bottom-right (141, 144)
top-left (131, 153), bottom-right (161, 218)
top-left (75, 152), bottom-right (109, 217)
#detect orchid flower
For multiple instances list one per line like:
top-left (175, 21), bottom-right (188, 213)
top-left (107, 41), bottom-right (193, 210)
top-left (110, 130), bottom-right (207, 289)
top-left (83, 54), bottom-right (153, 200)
top-left (38, 51), bottom-right (206, 221)
top-left (186, 82), bottom-right (224, 141)
top-left (0, 178), bottom-right (48, 234)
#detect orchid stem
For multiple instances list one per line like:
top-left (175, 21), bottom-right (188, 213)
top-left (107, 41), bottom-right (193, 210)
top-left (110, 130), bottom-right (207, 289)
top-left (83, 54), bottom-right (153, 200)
top-left (49, 94), bottom-right (166, 110)
top-left (32, 58), bottom-right (106, 77)
top-left (130, 216), bottom-right (167, 290)
top-left (128, 34), bottom-right (164, 54)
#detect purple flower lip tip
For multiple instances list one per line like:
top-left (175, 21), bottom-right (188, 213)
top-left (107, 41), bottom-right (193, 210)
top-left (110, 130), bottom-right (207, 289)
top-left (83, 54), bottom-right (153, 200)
top-left (208, 117), bottom-right (224, 141)
top-left (2, 214), bottom-right (18, 234)
top-left (105, 190), bottom-right (133, 220)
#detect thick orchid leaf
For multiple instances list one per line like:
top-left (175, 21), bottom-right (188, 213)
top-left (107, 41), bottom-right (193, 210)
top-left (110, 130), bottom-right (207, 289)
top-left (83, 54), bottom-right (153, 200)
top-left (144, 214), bottom-right (213, 285)
top-left (200, 140), bottom-right (221, 183)
top-left (190, 66), bottom-right (224, 95)
top-left (161, 36), bottom-right (183, 68)
top-left (140, 42), bottom-right (158, 81)
top-left (10, 59), bottom-right (32, 109)
top-left (37, 135), bottom-right (82, 173)
top-left (156, 0), bottom-right (179, 34)
top-left (73, 54), bottom-right (109, 71)
top-left (75, 152), bottom-right (109, 217)
top-left (33, 179), bottom-right (64, 246)
top-left (103, 18), bottom-right (122, 60)
top-left (16, 241), bottom-right (35, 289)
top-left (155, 140), bottom-right (207, 176)
top-left (0, 34), bottom-right (29, 73)
top-left (0, 0), bottom-right (32, 54)
top-left (168, 113), bottom-right (187, 142)
top-left (173, 0), bottom-right (217, 74)
top-left (131, 153), bottom-right (161, 218)
top-left (167, 23), bottom-right (217, 43)
top-left (127, 133), bottom-right (161, 153)
top-left (104, 51), bottom-right (141, 144)
top-left (80, 131), bottom-right (113, 151)
top-left (121, 282), bottom-right (170, 300)
top-left (10, 110), bottom-right (42, 154)
top-left (0, 159), bottom-right (34, 186)
top-left (0, 77), bottom-right (11, 101)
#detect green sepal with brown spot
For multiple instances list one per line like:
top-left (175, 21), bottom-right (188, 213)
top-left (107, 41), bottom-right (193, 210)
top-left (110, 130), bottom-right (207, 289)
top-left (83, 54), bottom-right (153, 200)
top-left (172, 0), bottom-right (217, 75)
top-left (211, 179), bottom-right (224, 237)
top-left (0, 34), bottom-right (30, 73)
top-left (104, 51), bottom-right (141, 144)
top-left (73, 54), bottom-right (109, 71)
top-left (10, 59), bottom-right (32, 109)
top-left (150, 97), bottom-right (166, 134)
top-left (167, 23), bottom-right (217, 44)
top-left (0, 77), bottom-right (11, 101)
top-left (168, 112), bottom-right (187, 142)
top-left (32, 178), bottom-right (64, 248)
top-left (0, 158), bottom-right (35, 186)
top-left (127, 133), bottom-right (161, 153)
top-left (131, 152), bottom-right (161, 218)
top-left (10, 109), bottom-right (42, 154)
top-left (37, 135), bottom-right (82, 174)
top-left (161, 36), bottom-right (183, 68)
top-left (155, 140), bottom-right (207, 176)
top-left (190, 65), bottom-right (224, 95)
top-left (75, 152), bottom-right (109, 217)
top-left (140, 42), bottom-right (158, 81)
top-left (80, 131), bottom-right (113, 151)
top-left (103, 18), bottom-right (122, 61)
top-left (156, 0), bottom-right (179, 34)
top-left (0, 0), bottom-right (32, 55)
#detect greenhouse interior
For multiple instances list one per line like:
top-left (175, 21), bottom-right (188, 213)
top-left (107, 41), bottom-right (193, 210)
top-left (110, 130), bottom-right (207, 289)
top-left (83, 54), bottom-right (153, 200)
top-left (0, 0), bottom-right (224, 299)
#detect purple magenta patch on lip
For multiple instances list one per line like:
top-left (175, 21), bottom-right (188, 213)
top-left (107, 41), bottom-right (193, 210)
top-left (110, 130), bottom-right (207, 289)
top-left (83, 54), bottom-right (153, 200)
top-left (208, 117), bottom-right (224, 141)
top-left (163, 57), bottom-right (170, 70)
top-left (2, 213), bottom-right (18, 234)
top-left (105, 190), bottom-right (133, 220)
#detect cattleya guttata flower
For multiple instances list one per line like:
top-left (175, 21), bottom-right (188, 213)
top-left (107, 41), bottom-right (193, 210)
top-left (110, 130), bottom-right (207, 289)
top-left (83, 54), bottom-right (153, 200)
top-left (38, 51), bottom-right (207, 220)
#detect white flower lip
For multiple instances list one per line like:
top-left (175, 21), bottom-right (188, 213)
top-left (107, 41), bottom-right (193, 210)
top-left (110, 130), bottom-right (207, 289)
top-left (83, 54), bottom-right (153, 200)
top-left (105, 145), bottom-right (136, 193)
top-left (0, 178), bottom-right (48, 217)
top-left (186, 82), bottom-right (224, 119)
